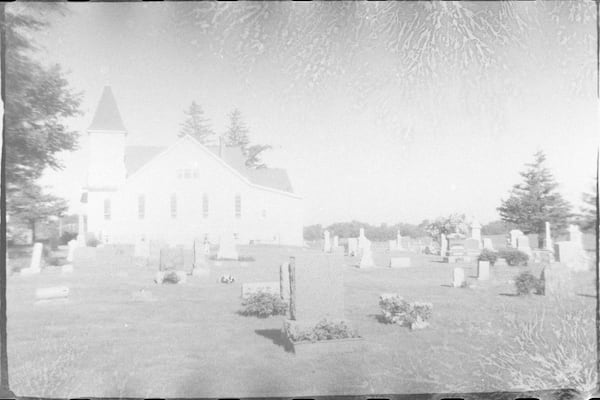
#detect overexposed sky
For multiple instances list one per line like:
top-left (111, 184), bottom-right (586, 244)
top-left (22, 2), bottom-right (599, 225)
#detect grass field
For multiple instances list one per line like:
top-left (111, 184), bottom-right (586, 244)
top-left (6, 244), bottom-right (597, 398)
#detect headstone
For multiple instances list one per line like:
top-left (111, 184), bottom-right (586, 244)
top-left (217, 233), bottom-right (238, 260)
top-left (541, 264), bottom-right (574, 296)
top-left (470, 220), bottom-right (482, 242)
top-left (477, 261), bottom-right (490, 280)
top-left (61, 264), bottom-right (74, 274)
top-left (358, 228), bottom-right (370, 251)
top-left (396, 232), bottom-right (404, 250)
top-left (495, 257), bottom-right (508, 266)
top-left (452, 267), bottom-right (465, 287)
top-left (66, 240), bottom-right (78, 262)
top-left (544, 222), bottom-right (553, 251)
top-left (347, 238), bottom-right (358, 257)
top-left (134, 238), bottom-right (150, 259)
top-left (289, 253), bottom-right (345, 321)
top-left (359, 243), bottom-right (376, 268)
top-left (482, 238), bottom-right (494, 250)
top-left (35, 286), bottom-right (69, 301)
top-left (568, 224), bottom-right (583, 244)
top-left (280, 262), bottom-right (290, 300)
top-left (331, 246), bottom-right (345, 256)
top-left (440, 233), bottom-right (448, 257)
top-left (241, 282), bottom-right (280, 298)
top-left (554, 241), bottom-right (590, 271)
top-left (323, 230), bottom-right (331, 253)
top-left (388, 240), bottom-right (397, 251)
top-left (333, 235), bottom-right (339, 248)
top-left (464, 238), bottom-right (481, 255)
top-left (516, 236), bottom-right (532, 256)
top-left (29, 243), bottom-right (43, 271)
top-left (159, 247), bottom-right (184, 271)
top-left (390, 257), bottom-right (410, 268)
top-left (509, 229), bottom-right (524, 248)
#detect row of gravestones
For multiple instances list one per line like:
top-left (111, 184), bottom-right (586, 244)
top-left (323, 229), bottom-right (423, 256)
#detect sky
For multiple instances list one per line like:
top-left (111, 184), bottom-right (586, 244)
top-left (17, 1), bottom-right (599, 226)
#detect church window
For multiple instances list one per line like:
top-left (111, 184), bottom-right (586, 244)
top-left (104, 198), bottom-right (111, 220)
top-left (138, 195), bottom-right (145, 219)
top-left (170, 194), bottom-right (177, 218)
top-left (235, 194), bottom-right (242, 218)
top-left (202, 193), bottom-right (209, 218)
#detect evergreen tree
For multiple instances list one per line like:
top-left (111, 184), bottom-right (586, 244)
top-left (179, 101), bottom-right (214, 144)
top-left (497, 151), bottom-right (572, 247)
top-left (224, 108), bottom-right (250, 149)
top-left (578, 184), bottom-right (597, 233)
top-left (245, 144), bottom-right (272, 169)
top-left (7, 182), bottom-right (68, 243)
top-left (5, 4), bottom-right (82, 192)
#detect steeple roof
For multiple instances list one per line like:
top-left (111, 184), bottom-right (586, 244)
top-left (88, 86), bottom-right (126, 132)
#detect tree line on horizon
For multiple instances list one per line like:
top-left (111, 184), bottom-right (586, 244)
top-left (304, 151), bottom-right (597, 243)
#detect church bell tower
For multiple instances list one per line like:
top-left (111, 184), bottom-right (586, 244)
top-left (86, 86), bottom-right (127, 189)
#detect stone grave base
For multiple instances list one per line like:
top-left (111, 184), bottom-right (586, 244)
top-left (282, 319), bottom-right (364, 356)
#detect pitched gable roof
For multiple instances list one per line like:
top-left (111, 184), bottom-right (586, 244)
top-left (89, 86), bottom-right (127, 132)
top-left (124, 139), bottom-right (294, 193)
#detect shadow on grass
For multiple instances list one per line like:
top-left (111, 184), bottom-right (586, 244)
top-left (499, 293), bottom-right (519, 297)
top-left (368, 313), bottom-right (388, 324)
top-left (440, 284), bottom-right (453, 288)
top-left (255, 329), bottom-right (293, 352)
top-left (576, 293), bottom-right (596, 298)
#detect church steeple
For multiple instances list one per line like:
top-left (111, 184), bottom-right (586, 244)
top-left (88, 86), bottom-right (127, 133)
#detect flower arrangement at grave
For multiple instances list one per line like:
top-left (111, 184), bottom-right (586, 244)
top-left (283, 319), bottom-right (361, 343)
top-left (514, 271), bottom-right (544, 296)
top-left (379, 294), bottom-right (433, 330)
top-left (477, 249), bottom-right (498, 266)
top-left (240, 292), bottom-right (288, 318)
top-left (497, 249), bottom-right (529, 266)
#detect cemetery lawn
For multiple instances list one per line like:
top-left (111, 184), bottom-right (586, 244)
top-left (7, 244), bottom-right (596, 398)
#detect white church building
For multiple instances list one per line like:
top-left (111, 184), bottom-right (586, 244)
top-left (77, 86), bottom-right (303, 247)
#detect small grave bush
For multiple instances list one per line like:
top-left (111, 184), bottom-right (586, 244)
top-left (284, 319), bottom-right (360, 342)
top-left (478, 249), bottom-right (498, 266)
top-left (379, 295), bottom-right (433, 328)
top-left (515, 271), bottom-right (544, 295)
top-left (497, 249), bottom-right (529, 266)
top-left (240, 292), bottom-right (287, 318)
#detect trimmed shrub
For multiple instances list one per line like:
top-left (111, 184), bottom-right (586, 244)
top-left (379, 295), bottom-right (433, 328)
top-left (240, 292), bottom-right (287, 318)
top-left (284, 319), bottom-right (360, 342)
top-left (515, 271), bottom-right (544, 295)
top-left (478, 249), bottom-right (498, 266)
top-left (86, 234), bottom-right (100, 248)
top-left (497, 249), bottom-right (529, 266)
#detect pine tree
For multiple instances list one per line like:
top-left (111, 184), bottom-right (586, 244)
top-left (179, 101), bottom-right (214, 144)
top-left (578, 185), bottom-right (597, 233)
top-left (497, 151), bottom-right (572, 247)
top-left (245, 144), bottom-right (272, 169)
top-left (224, 108), bottom-right (250, 149)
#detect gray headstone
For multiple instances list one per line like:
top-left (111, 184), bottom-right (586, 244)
top-left (291, 253), bottom-right (345, 321)
top-left (347, 238), bottom-right (358, 257)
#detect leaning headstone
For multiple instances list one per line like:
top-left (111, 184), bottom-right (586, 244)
top-left (359, 244), bottom-right (376, 268)
top-left (390, 257), bottom-right (411, 268)
top-left (347, 238), bottom-right (358, 257)
top-left (452, 268), bottom-right (465, 287)
top-left (217, 233), bottom-right (238, 260)
top-left (35, 286), bottom-right (69, 302)
top-left (477, 261), bottom-right (490, 281)
top-left (241, 282), bottom-right (280, 299)
top-left (323, 230), bottom-right (331, 253)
